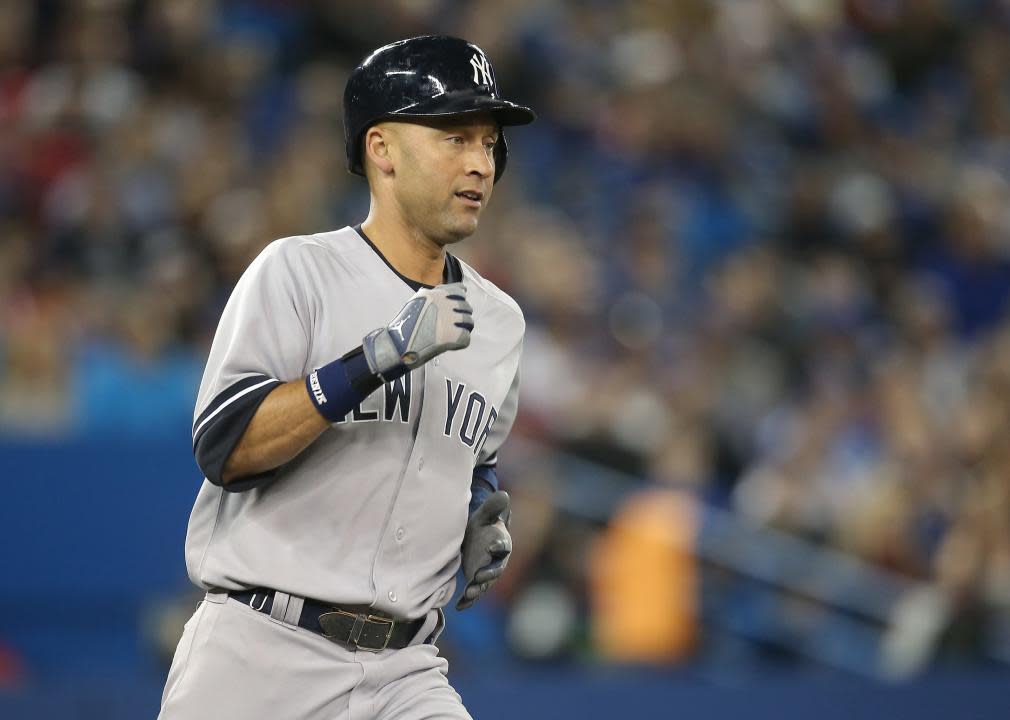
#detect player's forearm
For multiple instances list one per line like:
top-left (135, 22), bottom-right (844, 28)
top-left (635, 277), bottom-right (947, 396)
top-left (218, 284), bottom-right (472, 488)
top-left (222, 380), bottom-right (329, 485)
top-left (220, 346), bottom-right (382, 485)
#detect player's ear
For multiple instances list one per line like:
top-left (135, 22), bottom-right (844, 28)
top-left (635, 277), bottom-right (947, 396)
top-left (364, 125), bottom-right (395, 176)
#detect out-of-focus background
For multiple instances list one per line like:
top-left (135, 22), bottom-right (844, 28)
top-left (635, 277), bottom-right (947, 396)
top-left (2, 0), bottom-right (1010, 717)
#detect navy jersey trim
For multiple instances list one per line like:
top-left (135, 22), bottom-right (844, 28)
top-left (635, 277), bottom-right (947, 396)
top-left (445, 253), bottom-right (463, 283)
top-left (192, 374), bottom-right (279, 442)
top-left (353, 224), bottom-right (461, 289)
top-left (193, 376), bottom-right (283, 490)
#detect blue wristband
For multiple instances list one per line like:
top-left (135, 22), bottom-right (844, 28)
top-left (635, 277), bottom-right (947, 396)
top-left (306, 347), bottom-right (382, 423)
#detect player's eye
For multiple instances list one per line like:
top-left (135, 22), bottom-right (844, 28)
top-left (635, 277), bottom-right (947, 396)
top-left (484, 140), bottom-right (497, 151)
top-left (448, 136), bottom-right (465, 145)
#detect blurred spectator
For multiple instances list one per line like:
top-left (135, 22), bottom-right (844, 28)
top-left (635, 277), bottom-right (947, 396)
top-left (3, 0), bottom-right (1010, 675)
top-left (589, 488), bottom-right (699, 663)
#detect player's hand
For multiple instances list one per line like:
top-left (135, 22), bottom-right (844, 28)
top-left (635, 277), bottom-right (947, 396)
top-left (362, 282), bottom-right (473, 380)
top-left (456, 491), bottom-right (511, 611)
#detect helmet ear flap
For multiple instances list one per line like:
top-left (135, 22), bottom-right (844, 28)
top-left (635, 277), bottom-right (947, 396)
top-left (493, 131), bottom-right (508, 183)
top-left (349, 128), bottom-right (366, 176)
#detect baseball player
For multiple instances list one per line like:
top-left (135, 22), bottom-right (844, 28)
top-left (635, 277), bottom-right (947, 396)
top-left (158, 36), bottom-right (535, 720)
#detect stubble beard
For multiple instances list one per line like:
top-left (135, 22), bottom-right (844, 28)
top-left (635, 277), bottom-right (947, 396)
top-left (431, 197), bottom-right (481, 246)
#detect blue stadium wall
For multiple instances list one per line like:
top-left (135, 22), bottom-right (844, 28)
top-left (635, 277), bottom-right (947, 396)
top-left (0, 439), bottom-right (1007, 719)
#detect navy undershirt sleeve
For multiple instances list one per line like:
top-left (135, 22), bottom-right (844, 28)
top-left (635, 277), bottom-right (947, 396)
top-left (193, 376), bottom-right (282, 491)
top-left (469, 464), bottom-right (499, 515)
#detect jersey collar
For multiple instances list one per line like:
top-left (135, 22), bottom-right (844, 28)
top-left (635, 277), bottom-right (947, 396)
top-left (353, 224), bottom-right (461, 290)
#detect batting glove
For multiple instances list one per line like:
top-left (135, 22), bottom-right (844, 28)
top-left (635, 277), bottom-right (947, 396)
top-left (457, 491), bottom-right (512, 611)
top-left (363, 282), bottom-right (473, 381)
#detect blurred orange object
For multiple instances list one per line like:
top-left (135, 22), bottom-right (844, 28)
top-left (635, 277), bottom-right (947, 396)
top-left (589, 488), bottom-right (699, 663)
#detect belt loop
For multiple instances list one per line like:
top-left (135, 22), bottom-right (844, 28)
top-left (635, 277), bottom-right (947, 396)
top-left (349, 614), bottom-right (367, 645)
top-left (425, 608), bottom-right (446, 645)
top-left (269, 591), bottom-right (290, 623)
top-left (284, 594), bottom-right (304, 626)
top-left (268, 590), bottom-right (305, 629)
top-left (205, 589), bottom-right (228, 605)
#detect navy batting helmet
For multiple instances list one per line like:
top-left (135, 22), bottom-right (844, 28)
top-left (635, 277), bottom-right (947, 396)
top-left (343, 35), bottom-right (536, 183)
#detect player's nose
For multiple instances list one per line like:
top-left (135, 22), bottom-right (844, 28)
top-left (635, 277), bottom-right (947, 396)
top-left (465, 143), bottom-right (494, 181)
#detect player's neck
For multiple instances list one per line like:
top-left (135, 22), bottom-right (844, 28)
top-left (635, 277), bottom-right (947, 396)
top-left (360, 212), bottom-right (446, 286)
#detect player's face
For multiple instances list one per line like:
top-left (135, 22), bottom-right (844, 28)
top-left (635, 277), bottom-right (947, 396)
top-left (390, 115), bottom-right (499, 245)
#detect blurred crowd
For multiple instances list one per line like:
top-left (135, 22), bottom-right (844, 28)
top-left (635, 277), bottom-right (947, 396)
top-left (4, 0), bottom-right (1010, 674)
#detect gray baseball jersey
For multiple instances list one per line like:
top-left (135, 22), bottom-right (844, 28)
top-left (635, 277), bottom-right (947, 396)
top-left (184, 226), bottom-right (523, 621)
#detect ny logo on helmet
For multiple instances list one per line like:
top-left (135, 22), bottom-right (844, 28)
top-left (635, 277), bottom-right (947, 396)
top-left (470, 52), bottom-right (492, 87)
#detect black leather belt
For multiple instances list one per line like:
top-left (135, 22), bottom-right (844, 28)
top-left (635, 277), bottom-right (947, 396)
top-left (230, 588), bottom-right (425, 651)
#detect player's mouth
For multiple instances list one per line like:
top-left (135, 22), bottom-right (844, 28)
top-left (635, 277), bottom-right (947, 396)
top-left (455, 190), bottom-right (483, 208)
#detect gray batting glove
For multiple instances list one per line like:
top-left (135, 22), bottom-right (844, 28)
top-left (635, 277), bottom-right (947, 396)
top-left (362, 282), bottom-right (473, 380)
top-left (456, 491), bottom-right (512, 611)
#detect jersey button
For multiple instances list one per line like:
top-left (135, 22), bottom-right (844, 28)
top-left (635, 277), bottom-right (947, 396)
top-left (388, 590), bottom-right (397, 603)
top-left (417, 458), bottom-right (425, 470)
top-left (395, 527), bottom-right (405, 541)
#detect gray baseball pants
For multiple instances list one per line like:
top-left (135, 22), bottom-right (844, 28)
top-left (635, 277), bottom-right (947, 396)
top-left (158, 590), bottom-right (472, 720)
